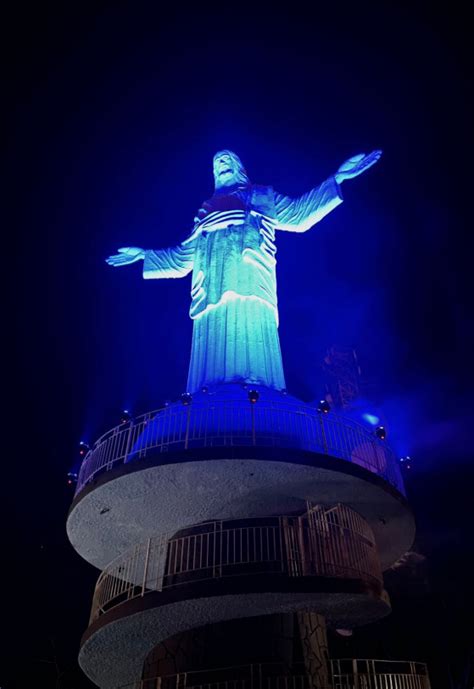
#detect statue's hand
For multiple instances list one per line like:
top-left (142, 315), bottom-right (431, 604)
top-left (106, 247), bottom-right (145, 267)
top-left (335, 150), bottom-right (382, 184)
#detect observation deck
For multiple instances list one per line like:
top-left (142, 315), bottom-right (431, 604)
top-left (67, 385), bottom-right (414, 571)
top-left (79, 507), bottom-right (391, 687)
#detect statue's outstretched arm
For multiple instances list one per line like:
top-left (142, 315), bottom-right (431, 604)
top-left (275, 177), bottom-right (343, 233)
top-left (143, 242), bottom-right (194, 280)
top-left (275, 150), bottom-right (382, 233)
top-left (106, 241), bottom-right (194, 280)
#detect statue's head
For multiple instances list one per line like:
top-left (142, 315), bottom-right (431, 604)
top-left (213, 150), bottom-right (250, 190)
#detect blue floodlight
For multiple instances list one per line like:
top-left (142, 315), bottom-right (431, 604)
top-left (248, 390), bottom-right (260, 404)
top-left (79, 441), bottom-right (90, 457)
top-left (317, 400), bottom-right (330, 414)
top-left (400, 456), bottom-right (413, 470)
top-left (120, 409), bottom-right (132, 424)
top-left (67, 471), bottom-right (78, 486)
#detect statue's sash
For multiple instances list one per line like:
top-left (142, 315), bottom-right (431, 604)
top-left (247, 185), bottom-right (276, 221)
top-left (201, 185), bottom-right (275, 220)
top-left (190, 185), bottom-right (278, 322)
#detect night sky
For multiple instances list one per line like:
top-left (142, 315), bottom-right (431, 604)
top-left (5, 3), bottom-right (473, 688)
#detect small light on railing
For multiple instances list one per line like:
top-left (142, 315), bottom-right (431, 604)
top-left (181, 392), bottom-right (193, 406)
top-left (120, 409), bottom-right (132, 425)
top-left (78, 441), bottom-right (90, 457)
top-left (317, 400), bottom-right (330, 414)
top-left (201, 385), bottom-right (209, 393)
top-left (67, 471), bottom-right (78, 486)
top-left (375, 425), bottom-right (387, 440)
top-left (164, 399), bottom-right (171, 407)
top-left (400, 455), bottom-right (412, 470)
top-left (248, 389), bottom-right (259, 404)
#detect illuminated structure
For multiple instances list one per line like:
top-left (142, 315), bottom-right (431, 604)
top-left (67, 151), bottom-right (430, 688)
top-left (105, 150), bottom-right (379, 392)
top-left (322, 346), bottom-right (361, 411)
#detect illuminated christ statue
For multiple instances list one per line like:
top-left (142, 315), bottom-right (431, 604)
top-left (107, 150), bottom-right (381, 392)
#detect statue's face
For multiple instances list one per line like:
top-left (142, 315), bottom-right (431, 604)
top-left (213, 150), bottom-right (248, 189)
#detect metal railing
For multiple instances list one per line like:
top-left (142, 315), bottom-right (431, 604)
top-left (118, 660), bottom-right (430, 689)
top-left (75, 398), bottom-right (404, 496)
top-left (120, 665), bottom-right (315, 689)
top-left (331, 658), bottom-right (430, 688)
top-left (90, 505), bottom-right (382, 623)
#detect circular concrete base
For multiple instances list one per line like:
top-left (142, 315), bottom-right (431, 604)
top-left (67, 446), bottom-right (414, 571)
top-left (80, 580), bottom-right (391, 689)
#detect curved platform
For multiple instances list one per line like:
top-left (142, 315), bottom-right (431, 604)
top-left (73, 385), bottom-right (404, 496)
top-left (79, 579), bottom-right (391, 689)
top-left (89, 508), bottom-right (385, 618)
top-left (67, 444), bottom-right (414, 572)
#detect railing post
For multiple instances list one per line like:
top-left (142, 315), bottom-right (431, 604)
top-left (352, 659), bottom-right (359, 689)
top-left (156, 534), bottom-right (166, 592)
top-left (372, 438), bottom-right (381, 476)
top-left (141, 538), bottom-right (151, 596)
top-left (297, 515), bottom-right (308, 576)
top-left (212, 521), bottom-right (224, 578)
top-left (278, 517), bottom-right (286, 573)
top-left (318, 414), bottom-right (328, 455)
top-left (251, 404), bottom-right (256, 446)
top-left (176, 672), bottom-right (186, 689)
top-left (184, 405), bottom-right (191, 450)
top-left (123, 420), bottom-right (135, 465)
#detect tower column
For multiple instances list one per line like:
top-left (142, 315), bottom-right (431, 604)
top-left (297, 612), bottom-right (331, 689)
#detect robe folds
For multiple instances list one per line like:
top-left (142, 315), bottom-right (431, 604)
top-left (143, 177), bottom-right (343, 392)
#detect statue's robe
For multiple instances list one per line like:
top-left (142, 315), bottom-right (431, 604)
top-left (143, 178), bottom-right (343, 392)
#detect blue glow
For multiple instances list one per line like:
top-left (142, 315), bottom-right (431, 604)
top-left (362, 413), bottom-right (380, 425)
